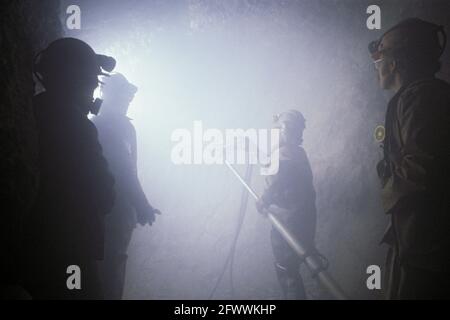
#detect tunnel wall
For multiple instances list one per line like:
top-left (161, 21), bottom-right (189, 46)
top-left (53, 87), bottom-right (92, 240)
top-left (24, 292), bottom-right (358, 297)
top-left (0, 0), bottom-right (62, 290)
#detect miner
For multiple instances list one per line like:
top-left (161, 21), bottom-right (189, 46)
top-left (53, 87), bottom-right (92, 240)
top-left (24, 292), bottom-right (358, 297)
top-left (255, 110), bottom-right (317, 299)
top-left (93, 73), bottom-right (161, 300)
top-left (22, 38), bottom-right (116, 299)
top-left (369, 18), bottom-right (450, 299)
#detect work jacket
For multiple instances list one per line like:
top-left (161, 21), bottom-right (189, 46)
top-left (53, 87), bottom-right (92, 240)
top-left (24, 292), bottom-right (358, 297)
top-left (378, 77), bottom-right (450, 271)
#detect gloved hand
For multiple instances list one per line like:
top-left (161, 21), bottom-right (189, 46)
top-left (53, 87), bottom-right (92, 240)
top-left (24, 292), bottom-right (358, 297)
top-left (255, 198), bottom-right (270, 216)
top-left (136, 203), bottom-right (161, 226)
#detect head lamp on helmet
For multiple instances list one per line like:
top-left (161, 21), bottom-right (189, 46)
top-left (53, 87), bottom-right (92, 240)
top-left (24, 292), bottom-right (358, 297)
top-left (34, 38), bottom-right (116, 86)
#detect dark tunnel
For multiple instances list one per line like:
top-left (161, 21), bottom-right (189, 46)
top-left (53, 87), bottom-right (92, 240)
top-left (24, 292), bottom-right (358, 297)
top-left (1, 0), bottom-right (450, 301)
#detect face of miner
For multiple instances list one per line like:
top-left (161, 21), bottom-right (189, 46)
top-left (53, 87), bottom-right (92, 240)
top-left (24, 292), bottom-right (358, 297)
top-left (373, 32), bottom-right (399, 90)
top-left (274, 121), bottom-right (305, 145)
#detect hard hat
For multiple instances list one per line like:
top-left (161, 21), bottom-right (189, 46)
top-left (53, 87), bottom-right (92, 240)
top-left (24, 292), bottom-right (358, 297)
top-left (101, 72), bottom-right (138, 97)
top-left (273, 109), bottom-right (306, 129)
top-left (369, 18), bottom-right (446, 62)
top-left (35, 38), bottom-right (116, 81)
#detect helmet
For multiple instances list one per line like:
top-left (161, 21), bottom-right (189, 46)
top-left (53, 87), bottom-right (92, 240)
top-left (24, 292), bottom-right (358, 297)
top-left (35, 38), bottom-right (116, 84)
top-left (274, 109), bottom-right (306, 130)
top-left (369, 18), bottom-right (447, 62)
top-left (100, 72), bottom-right (138, 99)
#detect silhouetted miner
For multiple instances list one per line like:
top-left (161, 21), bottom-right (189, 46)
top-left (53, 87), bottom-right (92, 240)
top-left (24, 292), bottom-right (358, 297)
top-left (369, 18), bottom-right (450, 299)
top-left (22, 38), bottom-right (116, 299)
top-left (92, 73), bottom-right (161, 300)
top-left (256, 110), bottom-right (317, 300)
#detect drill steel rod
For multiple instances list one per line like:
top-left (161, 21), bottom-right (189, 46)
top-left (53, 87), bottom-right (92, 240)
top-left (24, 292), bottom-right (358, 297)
top-left (224, 161), bottom-right (348, 300)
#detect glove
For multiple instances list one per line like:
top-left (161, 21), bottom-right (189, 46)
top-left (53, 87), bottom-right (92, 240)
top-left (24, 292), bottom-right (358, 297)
top-left (136, 202), bottom-right (161, 226)
top-left (255, 198), bottom-right (270, 217)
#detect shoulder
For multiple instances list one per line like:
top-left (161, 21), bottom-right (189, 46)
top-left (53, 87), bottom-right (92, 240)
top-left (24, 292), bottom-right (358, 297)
top-left (399, 78), bottom-right (450, 104)
top-left (279, 145), bottom-right (308, 162)
top-left (277, 146), bottom-right (312, 175)
top-left (398, 78), bottom-right (450, 116)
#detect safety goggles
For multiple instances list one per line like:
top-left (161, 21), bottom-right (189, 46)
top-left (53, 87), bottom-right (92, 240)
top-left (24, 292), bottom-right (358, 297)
top-left (372, 58), bottom-right (385, 70)
top-left (368, 39), bottom-right (390, 61)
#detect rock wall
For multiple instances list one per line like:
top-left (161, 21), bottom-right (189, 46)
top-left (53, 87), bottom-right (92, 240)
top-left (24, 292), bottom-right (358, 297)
top-left (0, 0), bottom-right (62, 290)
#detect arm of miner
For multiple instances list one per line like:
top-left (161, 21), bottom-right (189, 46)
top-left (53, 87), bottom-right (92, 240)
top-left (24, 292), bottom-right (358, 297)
top-left (125, 125), bottom-right (160, 226)
top-left (256, 160), bottom-right (290, 214)
top-left (85, 122), bottom-right (116, 215)
top-left (388, 84), bottom-right (450, 208)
